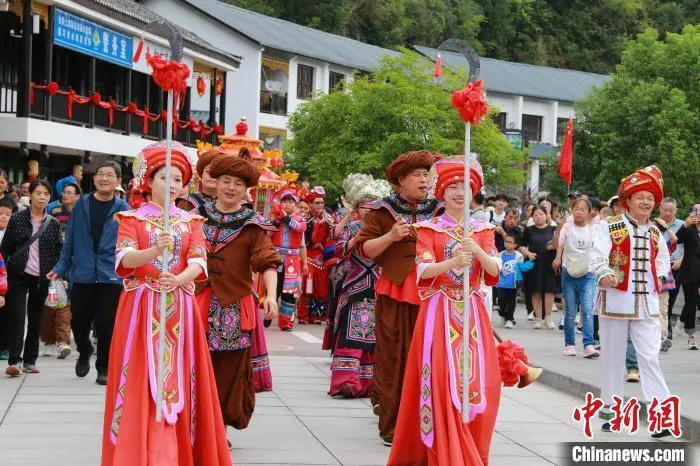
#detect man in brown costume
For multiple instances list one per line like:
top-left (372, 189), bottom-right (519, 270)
top-left (195, 151), bottom-right (281, 435)
top-left (355, 150), bottom-right (442, 446)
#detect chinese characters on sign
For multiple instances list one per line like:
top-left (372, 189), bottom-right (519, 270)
top-left (572, 392), bottom-right (682, 439)
top-left (54, 8), bottom-right (133, 68)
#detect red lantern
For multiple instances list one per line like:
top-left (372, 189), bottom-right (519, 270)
top-left (196, 76), bottom-right (206, 97)
top-left (215, 78), bottom-right (224, 96)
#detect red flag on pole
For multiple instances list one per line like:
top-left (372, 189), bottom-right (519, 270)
top-left (558, 117), bottom-right (574, 185)
top-left (434, 52), bottom-right (442, 77)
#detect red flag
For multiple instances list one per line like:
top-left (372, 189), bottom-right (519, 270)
top-left (434, 52), bottom-right (442, 78)
top-left (558, 117), bottom-right (574, 185)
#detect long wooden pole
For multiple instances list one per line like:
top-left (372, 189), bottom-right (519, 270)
top-left (461, 123), bottom-right (471, 423)
top-left (155, 89), bottom-right (174, 423)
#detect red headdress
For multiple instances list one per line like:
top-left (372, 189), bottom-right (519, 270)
top-left (618, 165), bottom-right (664, 209)
top-left (305, 186), bottom-right (326, 204)
top-left (432, 155), bottom-right (484, 201)
top-left (132, 141), bottom-right (193, 193)
top-left (276, 186), bottom-right (301, 203)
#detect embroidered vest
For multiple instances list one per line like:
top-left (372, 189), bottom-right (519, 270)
top-left (606, 215), bottom-right (661, 293)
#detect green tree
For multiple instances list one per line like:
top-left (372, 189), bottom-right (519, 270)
top-left (573, 26), bottom-right (700, 207)
top-left (224, 0), bottom-right (700, 74)
top-left (284, 51), bottom-right (524, 200)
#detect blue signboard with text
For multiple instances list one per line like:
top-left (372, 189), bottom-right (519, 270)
top-left (54, 8), bottom-right (133, 68)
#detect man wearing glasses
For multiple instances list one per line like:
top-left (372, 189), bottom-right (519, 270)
top-left (48, 161), bottom-right (130, 386)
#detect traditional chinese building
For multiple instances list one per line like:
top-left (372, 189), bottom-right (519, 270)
top-left (0, 0), bottom-right (239, 190)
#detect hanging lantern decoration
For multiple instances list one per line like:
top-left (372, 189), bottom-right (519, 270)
top-left (196, 75), bottom-right (206, 97)
top-left (215, 78), bottom-right (224, 96)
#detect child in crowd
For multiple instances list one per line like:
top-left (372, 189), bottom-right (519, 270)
top-left (497, 234), bottom-right (534, 328)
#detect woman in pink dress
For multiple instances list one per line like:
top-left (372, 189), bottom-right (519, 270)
top-left (101, 141), bottom-right (231, 466)
top-left (389, 157), bottom-right (502, 466)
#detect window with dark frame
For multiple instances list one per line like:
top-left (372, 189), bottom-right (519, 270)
top-left (493, 112), bottom-right (507, 132)
top-left (329, 71), bottom-right (345, 92)
top-left (521, 114), bottom-right (543, 142)
top-left (297, 64), bottom-right (314, 99)
top-left (556, 117), bottom-right (572, 143)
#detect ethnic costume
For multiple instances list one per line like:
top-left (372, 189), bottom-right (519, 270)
top-left (328, 174), bottom-right (392, 398)
top-left (355, 150), bottom-right (442, 441)
top-left (195, 154), bottom-right (281, 431)
top-left (101, 143), bottom-right (231, 466)
top-left (591, 166), bottom-right (672, 423)
top-left (304, 186), bottom-right (334, 324)
top-left (389, 156), bottom-right (501, 466)
top-left (250, 300), bottom-right (273, 392)
top-left (329, 220), bottom-right (379, 398)
top-left (270, 188), bottom-right (306, 331)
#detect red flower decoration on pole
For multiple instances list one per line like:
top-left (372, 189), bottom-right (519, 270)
top-left (451, 79), bottom-right (488, 125)
top-left (91, 92), bottom-right (102, 105)
top-left (147, 54), bottom-right (190, 105)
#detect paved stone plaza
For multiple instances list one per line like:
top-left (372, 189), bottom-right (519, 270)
top-left (0, 309), bottom-right (691, 465)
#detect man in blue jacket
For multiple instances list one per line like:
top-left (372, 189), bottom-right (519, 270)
top-left (48, 161), bottom-right (129, 385)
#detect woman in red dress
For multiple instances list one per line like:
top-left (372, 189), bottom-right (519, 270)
top-left (101, 141), bottom-right (231, 466)
top-left (389, 157), bottom-right (501, 466)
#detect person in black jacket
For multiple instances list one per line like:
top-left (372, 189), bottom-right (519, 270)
top-left (677, 203), bottom-right (700, 349)
top-left (0, 180), bottom-right (61, 376)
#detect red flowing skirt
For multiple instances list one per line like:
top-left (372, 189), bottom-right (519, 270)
top-left (101, 286), bottom-right (231, 466)
top-left (388, 292), bottom-right (501, 466)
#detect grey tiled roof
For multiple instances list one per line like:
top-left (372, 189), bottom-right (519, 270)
top-left (414, 45), bottom-right (610, 103)
top-left (75, 0), bottom-right (241, 67)
top-left (184, 0), bottom-right (401, 71)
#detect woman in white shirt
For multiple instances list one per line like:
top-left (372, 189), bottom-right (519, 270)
top-left (553, 198), bottom-right (599, 358)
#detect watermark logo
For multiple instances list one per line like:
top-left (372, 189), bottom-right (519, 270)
top-left (572, 393), bottom-right (682, 438)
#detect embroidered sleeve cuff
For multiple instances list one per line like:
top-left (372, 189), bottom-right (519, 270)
top-left (115, 247), bottom-right (137, 278)
top-left (595, 268), bottom-right (616, 285)
top-left (187, 257), bottom-right (208, 281)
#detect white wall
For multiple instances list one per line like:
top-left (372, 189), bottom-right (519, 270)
top-left (0, 116), bottom-right (198, 160)
top-left (142, 0), bottom-right (263, 135)
top-left (488, 92), bottom-right (576, 146)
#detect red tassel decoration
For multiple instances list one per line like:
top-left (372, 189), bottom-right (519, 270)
top-left (434, 52), bottom-right (442, 78)
top-left (133, 37), bottom-right (145, 63)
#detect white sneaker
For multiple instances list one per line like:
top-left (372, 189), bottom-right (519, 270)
top-left (504, 320), bottom-right (514, 329)
top-left (56, 343), bottom-right (71, 359)
top-left (527, 312), bottom-right (534, 321)
top-left (545, 318), bottom-right (556, 330)
top-left (533, 319), bottom-right (543, 329)
top-left (42, 343), bottom-right (55, 357)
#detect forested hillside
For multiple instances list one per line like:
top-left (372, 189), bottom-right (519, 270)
top-left (225, 0), bottom-right (700, 73)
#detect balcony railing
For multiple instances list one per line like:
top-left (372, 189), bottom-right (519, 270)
top-left (25, 86), bottom-right (219, 147)
top-left (259, 90), bottom-right (287, 115)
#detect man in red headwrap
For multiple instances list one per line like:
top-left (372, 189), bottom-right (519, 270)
top-left (302, 186), bottom-right (334, 325)
top-left (591, 165), bottom-right (676, 438)
top-left (354, 150), bottom-right (442, 446)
